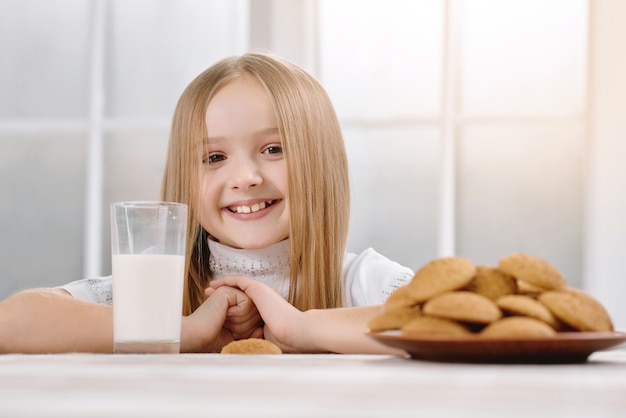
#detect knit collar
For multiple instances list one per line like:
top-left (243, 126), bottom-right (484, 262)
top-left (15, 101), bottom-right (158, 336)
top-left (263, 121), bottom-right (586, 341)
top-left (208, 238), bottom-right (291, 286)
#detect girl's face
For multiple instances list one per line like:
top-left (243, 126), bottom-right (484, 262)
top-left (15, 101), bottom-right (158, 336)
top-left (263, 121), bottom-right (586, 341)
top-left (199, 75), bottom-right (290, 249)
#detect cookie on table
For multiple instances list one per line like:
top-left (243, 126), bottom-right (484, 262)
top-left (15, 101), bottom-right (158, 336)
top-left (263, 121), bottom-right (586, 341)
top-left (480, 317), bottom-right (557, 338)
top-left (422, 291), bottom-right (502, 324)
top-left (221, 338), bottom-right (282, 354)
top-left (464, 265), bottom-right (518, 301)
top-left (402, 316), bottom-right (472, 336)
top-left (538, 288), bottom-right (614, 332)
top-left (498, 253), bottom-right (566, 291)
top-left (368, 306), bottom-right (422, 332)
top-left (406, 256), bottom-right (477, 303)
top-left (496, 294), bottom-right (560, 330)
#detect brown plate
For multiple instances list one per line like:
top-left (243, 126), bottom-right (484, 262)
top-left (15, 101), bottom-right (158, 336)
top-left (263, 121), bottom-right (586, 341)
top-left (367, 330), bottom-right (626, 363)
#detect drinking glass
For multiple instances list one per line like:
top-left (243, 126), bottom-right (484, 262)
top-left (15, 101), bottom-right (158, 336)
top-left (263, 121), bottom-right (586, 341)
top-left (110, 201), bottom-right (188, 354)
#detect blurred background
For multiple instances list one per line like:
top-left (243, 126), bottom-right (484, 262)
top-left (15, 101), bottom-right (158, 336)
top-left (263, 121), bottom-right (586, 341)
top-left (1, 0), bottom-right (625, 327)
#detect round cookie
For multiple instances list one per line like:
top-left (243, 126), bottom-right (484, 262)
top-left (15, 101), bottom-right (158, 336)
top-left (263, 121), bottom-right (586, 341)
top-left (422, 291), bottom-right (502, 324)
top-left (384, 284), bottom-right (420, 310)
top-left (402, 316), bottom-right (471, 336)
top-left (221, 338), bottom-right (282, 354)
top-left (464, 265), bottom-right (518, 301)
top-left (538, 288), bottom-right (614, 332)
top-left (406, 257), bottom-right (477, 303)
top-left (496, 294), bottom-right (560, 329)
top-left (498, 253), bottom-right (566, 291)
top-left (516, 280), bottom-right (551, 295)
top-left (368, 306), bottom-right (422, 332)
top-left (481, 317), bottom-right (557, 338)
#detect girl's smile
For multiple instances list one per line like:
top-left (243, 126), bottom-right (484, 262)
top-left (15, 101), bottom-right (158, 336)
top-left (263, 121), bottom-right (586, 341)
top-left (225, 198), bottom-right (280, 215)
top-left (199, 75), bottom-right (290, 250)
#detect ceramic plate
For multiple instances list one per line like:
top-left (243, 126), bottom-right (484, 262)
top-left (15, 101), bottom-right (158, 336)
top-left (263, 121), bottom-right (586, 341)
top-left (367, 330), bottom-right (626, 363)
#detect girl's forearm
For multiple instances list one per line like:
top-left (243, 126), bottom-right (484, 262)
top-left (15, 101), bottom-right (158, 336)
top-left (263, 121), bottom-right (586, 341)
top-left (0, 288), bottom-right (114, 354)
top-left (301, 305), bottom-right (407, 355)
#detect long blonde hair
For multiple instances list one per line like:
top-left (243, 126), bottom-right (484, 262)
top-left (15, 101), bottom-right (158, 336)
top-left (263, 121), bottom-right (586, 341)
top-left (161, 52), bottom-right (350, 315)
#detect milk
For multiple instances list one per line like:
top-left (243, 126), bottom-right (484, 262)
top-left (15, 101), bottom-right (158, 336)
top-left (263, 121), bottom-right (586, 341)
top-left (112, 254), bottom-right (185, 347)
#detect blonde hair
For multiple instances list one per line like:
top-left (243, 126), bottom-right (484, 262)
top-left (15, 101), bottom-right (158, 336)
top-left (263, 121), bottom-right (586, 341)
top-left (162, 52), bottom-right (350, 315)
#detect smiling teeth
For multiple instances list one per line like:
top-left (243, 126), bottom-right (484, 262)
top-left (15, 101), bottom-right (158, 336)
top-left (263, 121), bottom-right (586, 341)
top-left (235, 201), bottom-right (269, 214)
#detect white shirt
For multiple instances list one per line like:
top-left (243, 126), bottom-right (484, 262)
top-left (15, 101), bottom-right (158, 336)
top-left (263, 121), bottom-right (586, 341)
top-left (59, 239), bottom-right (413, 307)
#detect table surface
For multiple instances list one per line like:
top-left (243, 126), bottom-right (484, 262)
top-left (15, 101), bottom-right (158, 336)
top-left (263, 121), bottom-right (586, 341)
top-left (2, 349), bottom-right (626, 418)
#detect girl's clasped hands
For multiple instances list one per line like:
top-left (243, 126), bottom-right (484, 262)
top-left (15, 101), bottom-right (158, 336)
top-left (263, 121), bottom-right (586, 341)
top-left (200, 275), bottom-right (301, 354)
top-left (181, 279), bottom-right (263, 353)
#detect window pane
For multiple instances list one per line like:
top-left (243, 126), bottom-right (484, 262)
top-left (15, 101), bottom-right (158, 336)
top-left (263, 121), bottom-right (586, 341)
top-left (0, 0), bottom-right (90, 118)
top-left (100, 129), bottom-right (170, 272)
top-left (106, 0), bottom-right (249, 119)
top-left (345, 126), bottom-right (440, 271)
top-left (461, 0), bottom-right (587, 116)
top-left (456, 123), bottom-right (584, 287)
top-left (0, 132), bottom-right (86, 298)
top-left (319, 0), bottom-right (443, 120)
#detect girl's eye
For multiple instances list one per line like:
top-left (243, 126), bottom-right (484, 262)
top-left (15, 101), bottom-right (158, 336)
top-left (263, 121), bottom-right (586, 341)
top-left (262, 145), bottom-right (283, 155)
top-left (203, 153), bottom-right (226, 165)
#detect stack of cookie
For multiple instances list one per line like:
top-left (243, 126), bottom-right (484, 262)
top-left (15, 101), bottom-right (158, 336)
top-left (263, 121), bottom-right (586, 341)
top-left (369, 253), bottom-right (614, 338)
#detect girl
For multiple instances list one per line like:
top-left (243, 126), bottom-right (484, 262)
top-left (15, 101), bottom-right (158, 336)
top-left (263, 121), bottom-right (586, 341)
top-left (162, 51), bottom-right (413, 353)
top-left (0, 52), bottom-right (413, 354)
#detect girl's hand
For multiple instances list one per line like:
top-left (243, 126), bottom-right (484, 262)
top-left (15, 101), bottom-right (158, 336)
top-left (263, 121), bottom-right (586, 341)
top-left (206, 275), bottom-right (310, 353)
top-left (181, 286), bottom-right (263, 353)
top-left (220, 285), bottom-right (263, 340)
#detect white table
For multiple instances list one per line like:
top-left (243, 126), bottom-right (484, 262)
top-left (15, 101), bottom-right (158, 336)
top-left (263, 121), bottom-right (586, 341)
top-left (1, 350), bottom-right (626, 417)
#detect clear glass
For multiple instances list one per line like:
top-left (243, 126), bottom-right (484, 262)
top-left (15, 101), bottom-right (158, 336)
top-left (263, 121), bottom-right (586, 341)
top-left (111, 201), bottom-right (188, 354)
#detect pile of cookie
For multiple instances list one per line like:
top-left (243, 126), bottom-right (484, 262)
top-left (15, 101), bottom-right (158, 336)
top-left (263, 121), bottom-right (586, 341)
top-left (369, 253), bottom-right (614, 337)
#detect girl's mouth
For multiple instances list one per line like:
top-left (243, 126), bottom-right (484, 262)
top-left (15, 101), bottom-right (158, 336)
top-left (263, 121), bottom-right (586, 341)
top-left (227, 200), bottom-right (277, 214)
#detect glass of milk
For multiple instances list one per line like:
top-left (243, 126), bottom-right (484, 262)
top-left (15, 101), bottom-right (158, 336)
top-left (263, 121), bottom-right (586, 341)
top-left (110, 201), bottom-right (188, 354)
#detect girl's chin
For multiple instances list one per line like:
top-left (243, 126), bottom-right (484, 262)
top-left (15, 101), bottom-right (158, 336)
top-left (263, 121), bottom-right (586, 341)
top-left (218, 235), bottom-right (288, 250)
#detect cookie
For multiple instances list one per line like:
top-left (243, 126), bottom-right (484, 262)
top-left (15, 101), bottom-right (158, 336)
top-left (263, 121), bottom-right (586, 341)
top-left (401, 316), bottom-right (471, 336)
top-left (422, 291), bottom-right (502, 324)
top-left (368, 306), bottom-right (421, 332)
top-left (480, 317), bottom-right (557, 338)
top-left (384, 284), bottom-right (420, 310)
top-left (406, 257), bottom-right (477, 303)
top-left (538, 288), bottom-right (614, 332)
top-left (220, 338), bottom-right (282, 354)
top-left (496, 294), bottom-right (560, 329)
top-left (498, 253), bottom-right (566, 291)
top-left (464, 265), bottom-right (518, 301)
top-left (516, 280), bottom-right (551, 295)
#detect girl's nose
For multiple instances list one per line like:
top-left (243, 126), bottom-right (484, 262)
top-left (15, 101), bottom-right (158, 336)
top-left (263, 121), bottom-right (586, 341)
top-left (228, 157), bottom-right (263, 191)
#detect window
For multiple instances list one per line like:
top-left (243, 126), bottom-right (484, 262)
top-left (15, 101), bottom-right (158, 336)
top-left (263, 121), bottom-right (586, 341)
top-left (0, 0), bottom-right (595, 299)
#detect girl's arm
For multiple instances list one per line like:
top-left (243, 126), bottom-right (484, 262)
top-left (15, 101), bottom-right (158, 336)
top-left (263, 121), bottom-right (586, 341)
top-left (298, 305), bottom-right (405, 354)
top-left (207, 275), bottom-right (407, 355)
top-left (0, 286), bottom-right (262, 354)
top-left (0, 288), bottom-right (114, 353)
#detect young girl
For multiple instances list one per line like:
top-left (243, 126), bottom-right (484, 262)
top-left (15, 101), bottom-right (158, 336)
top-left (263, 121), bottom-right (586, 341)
top-left (0, 52), bottom-right (413, 354)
